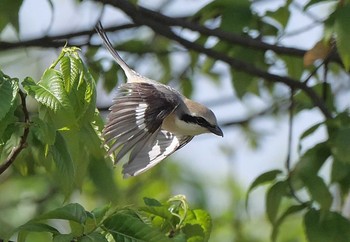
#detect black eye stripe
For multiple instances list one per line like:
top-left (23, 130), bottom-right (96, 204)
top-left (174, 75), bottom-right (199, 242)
top-left (181, 114), bottom-right (214, 128)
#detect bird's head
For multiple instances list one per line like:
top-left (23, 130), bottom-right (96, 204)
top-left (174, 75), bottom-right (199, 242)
top-left (179, 99), bottom-right (223, 137)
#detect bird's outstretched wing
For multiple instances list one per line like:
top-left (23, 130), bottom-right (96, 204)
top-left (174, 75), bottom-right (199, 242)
top-left (103, 82), bottom-right (187, 175)
top-left (122, 131), bottom-right (193, 177)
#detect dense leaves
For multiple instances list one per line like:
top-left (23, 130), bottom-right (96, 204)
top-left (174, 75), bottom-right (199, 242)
top-left (12, 196), bottom-right (211, 242)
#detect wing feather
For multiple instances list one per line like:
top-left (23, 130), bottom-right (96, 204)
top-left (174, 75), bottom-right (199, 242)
top-left (122, 130), bottom-right (193, 177)
top-left (103, 82), bottom-right (182, 167)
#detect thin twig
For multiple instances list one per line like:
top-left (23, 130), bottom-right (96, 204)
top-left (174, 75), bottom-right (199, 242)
top-left (0, 90), bottom-right (30, 175)
top-left (0, 24), bottom-right (137, 50)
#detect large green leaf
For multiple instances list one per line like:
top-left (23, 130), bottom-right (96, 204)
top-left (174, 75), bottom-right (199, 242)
top-left (0, 0), bottom-right (23, 32)
top-left (304, 209), bottom-right (350, 242)
top-left (0, 71), bottom-right (19, 121)
top-left (103, 211), bottom-right (171, 242)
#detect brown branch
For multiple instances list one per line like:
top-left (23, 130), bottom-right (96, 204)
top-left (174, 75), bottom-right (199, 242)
top-left (97, 0), bottom-right (332, 119)
top-left (108, 0), bottom-right (342, 64)
top-left (0, 24), bottom-right (137, 51)
top-left (0, 90), bottom-right (30, 175)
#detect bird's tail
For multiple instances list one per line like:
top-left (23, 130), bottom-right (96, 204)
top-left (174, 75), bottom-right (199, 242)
top-left (95, 22), bottom-right (135, 80)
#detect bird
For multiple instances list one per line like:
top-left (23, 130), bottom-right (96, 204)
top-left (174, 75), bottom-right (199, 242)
top-left (95, 22), bottom-right (223, 177)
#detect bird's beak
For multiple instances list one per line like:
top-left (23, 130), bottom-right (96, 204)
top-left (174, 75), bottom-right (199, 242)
top-left (209, 126), bottom-right (224, 137)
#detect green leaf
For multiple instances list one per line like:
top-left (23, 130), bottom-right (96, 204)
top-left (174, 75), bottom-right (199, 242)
top-left (103, 211), bottom-right (171, 242)
top-left (329, 127), bottom-right (350, 164)
top-left (266, 1), bottom-right (291, 28)
top-left (23, 73), bottom-right (62, 111)
top-left (51, 132), bottom-right (75, 194)
top-left (246, 170), bottom-right (282, 208)
top-left (182, 209), bottom-right (212, 242)
top-left (293, 142), bottom-right (330, 178)
top-left (31, 116), bottom-right (56, 146)
top-left (144, 197), bottom-right (162, 207)
top-left (0, 92), bottom-right (19, 140)
top-left (88, 156), bottom-right (119, 202)
top-left (0, 71), bottom-right (19, 121)
top-left (85, 205), bottom-right (110, 234)
top-left (248, 169), bottom-right (283, 194)
top-left (282, 55), bottom-right (304, 79)
top-left (334, 4), bottom-right (350, 70)
top-left (0, 0), bottom-right (23, 32)
top-left (300, 122), bottom-right (323, 141)
top-left (301, 174), bottom-right (332, 210)
top-left (266, 181), bottom-right (288, 224)
top-left (304, 208), bottom-right (350, 242)
top-left (271, 204), bottom-right (308, 242)
top-left (16, 222), bottom-right (59, 242)
top-left (35, 203), bottom-right (87, 224)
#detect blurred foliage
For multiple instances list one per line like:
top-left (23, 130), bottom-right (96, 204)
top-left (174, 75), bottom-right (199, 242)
top-left (1, 0), bottom-right (350, 241)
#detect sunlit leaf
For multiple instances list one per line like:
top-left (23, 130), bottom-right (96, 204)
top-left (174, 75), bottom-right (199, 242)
top-left (23, 72), bottom-right (72, 113)
top-left (182, 209), bottom-right (212, 242)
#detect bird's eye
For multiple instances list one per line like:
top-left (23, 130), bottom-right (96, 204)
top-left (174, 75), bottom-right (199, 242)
top-left (196, 117), bottom-right (207, 126)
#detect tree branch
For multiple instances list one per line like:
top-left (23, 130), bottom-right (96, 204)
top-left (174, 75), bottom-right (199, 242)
top-left (0, 90), bottom-right (30, 175)
top-left (107, 0), bottom-right (342, 64)
top-left (0, 24), bottom-right (137, 51)
top-left (97, 0), bottom-right (332, 119)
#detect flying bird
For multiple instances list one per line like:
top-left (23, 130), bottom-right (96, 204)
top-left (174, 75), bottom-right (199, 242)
top-left (95, 22), bottom-right (223, 177)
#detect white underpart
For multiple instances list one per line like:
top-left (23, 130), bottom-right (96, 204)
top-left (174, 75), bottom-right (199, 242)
top-left (135, 103), bottom-right (148, 130)
top-left (174, 118), bottom-right (208, 136)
